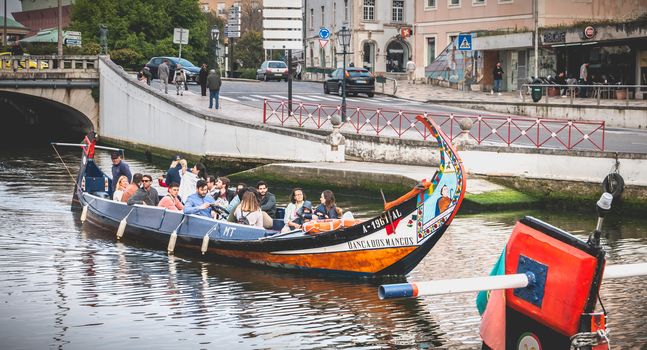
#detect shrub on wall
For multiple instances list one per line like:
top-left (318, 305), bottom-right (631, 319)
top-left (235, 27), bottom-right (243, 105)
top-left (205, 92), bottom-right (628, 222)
top-left (238, 68), bottom-right (256, 80)
top-left (110, 48), bottom-right (143, 70)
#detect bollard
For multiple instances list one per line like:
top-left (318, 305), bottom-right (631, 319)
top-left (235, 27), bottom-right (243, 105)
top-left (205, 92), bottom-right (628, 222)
top-left (80, 204), bottom-right (88, 223)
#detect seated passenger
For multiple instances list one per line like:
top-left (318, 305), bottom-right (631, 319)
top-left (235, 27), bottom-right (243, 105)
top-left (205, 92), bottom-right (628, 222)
top-left (158, 182), bottom-right (184, 212)
top-left (225, 183), bottom-right (247, 214)
top-left (113, 175), bottom-right (129, 202)
top-left (314, 190), bottom-right (341, 220)
top-left (127, 174), bottom-right (160, 206)
top-left (283, 188), bottom-right (312, 231)
top-left (257, 180), bottom-right (277, 219)
top-left (158, 155), bottom-right (182, 187)
top-left (234, 191), bottom-right (264, 228)
top-left (121, 173), bottom-right (143, 203)
top-left (183, 180), bottom-right (216, 218)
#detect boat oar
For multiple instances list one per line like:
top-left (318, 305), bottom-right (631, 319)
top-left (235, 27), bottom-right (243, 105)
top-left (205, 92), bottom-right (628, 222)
top-left (378, 262), bottom-right (647, 300)
top-left (167, 216), bottom-right (187, 255)
top-left (116, 208), bottom-right (135, 240)
top-left (201, 222), bottom-right (220, 255)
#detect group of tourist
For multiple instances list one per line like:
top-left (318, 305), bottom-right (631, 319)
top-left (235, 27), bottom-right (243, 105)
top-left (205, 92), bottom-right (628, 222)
top-left (137, 59), bottom-right (222, 109)
top-left (110, 153), bottom-right (343, 232)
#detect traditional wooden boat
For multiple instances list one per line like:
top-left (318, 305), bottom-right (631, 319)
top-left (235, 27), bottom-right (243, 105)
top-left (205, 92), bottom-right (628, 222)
top-left (69, 115), bottom-right (465, 277)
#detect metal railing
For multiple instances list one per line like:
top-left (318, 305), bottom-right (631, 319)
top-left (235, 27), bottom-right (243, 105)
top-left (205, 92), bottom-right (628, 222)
top-left (262, 99), bottom-right (606, 151)
top-left (520, 83), bottom-right (646, 107)
top-left (0, 55), bottom-right (99, 71)
top-left (376, 76), bottom-right (398, 94)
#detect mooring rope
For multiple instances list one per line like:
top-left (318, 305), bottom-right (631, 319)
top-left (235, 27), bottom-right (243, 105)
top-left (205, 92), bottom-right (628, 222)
top-left (51, 144), bottom-right (78, 186)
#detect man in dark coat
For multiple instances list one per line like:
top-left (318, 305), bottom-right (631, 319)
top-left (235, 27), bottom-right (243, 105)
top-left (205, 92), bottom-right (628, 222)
top-left (207, 69), bottom-right (222, 109)
top-left (111, 151), bottom-right (132, 191)
top-left (256, 181), bottom-right (276, 218)
top-left (198, 63), bottom-right (209, 96)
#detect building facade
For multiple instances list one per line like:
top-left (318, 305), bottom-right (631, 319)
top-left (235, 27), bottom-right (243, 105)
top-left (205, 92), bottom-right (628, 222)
top-left (415, 0), bottom-right (647, 92)
top-left (304, 0), bottom-right (415, 76)
top-left (12, 0), bottom-right (74, 36)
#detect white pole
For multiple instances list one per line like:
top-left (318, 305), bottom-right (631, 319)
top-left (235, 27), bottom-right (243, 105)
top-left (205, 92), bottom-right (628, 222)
top-left (179, 30), bottom-right (183, 59)
top-left (379, 262), bottom-right (647, 300)
top-left (534, 0), bottom-right (539, 78)
top-left (604, 262), bottom-right (647, 279)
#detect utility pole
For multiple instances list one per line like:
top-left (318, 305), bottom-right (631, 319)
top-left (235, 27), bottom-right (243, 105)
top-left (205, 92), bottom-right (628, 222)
top-left (534, 0), bottom-right (539, 78)
top-left (3, 0), bottom-right (7, 47)
top-left (57, 0), bottom-right (63, 56)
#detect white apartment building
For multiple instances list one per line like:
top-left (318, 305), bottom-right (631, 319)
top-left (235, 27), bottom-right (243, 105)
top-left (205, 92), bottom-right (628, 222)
top-left (304, 0), bottom-right (415, 77)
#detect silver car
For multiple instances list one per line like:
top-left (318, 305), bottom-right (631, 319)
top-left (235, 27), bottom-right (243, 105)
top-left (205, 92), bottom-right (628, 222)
top-left (256, 60), bottom-right (289, 81)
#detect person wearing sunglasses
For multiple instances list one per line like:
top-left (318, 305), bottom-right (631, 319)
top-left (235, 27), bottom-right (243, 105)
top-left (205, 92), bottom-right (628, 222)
top-left (127, 174), bottom-right (160, 206)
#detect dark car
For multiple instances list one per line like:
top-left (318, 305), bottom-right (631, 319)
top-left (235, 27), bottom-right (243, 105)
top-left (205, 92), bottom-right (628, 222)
top-left (256, 60), bottom-right (289, 81)
top-left (324, 67), bottom-right (375, 97)
top-left (145, 57), bottom-right (200, 83)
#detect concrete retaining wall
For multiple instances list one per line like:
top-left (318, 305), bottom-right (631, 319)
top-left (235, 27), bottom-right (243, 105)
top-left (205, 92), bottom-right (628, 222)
top-left (460, 146), bottom-right (647, 187)
top-left (99, 58), bottom-right (334, 162)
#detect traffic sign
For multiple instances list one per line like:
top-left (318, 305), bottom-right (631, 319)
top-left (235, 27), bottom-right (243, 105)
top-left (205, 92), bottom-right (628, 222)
top-left (319, 27), bottom-right (330, 40)
top-left (173, 28), bottom-right (189, 44)
top-left (319, 39), bottom-right (328, 48)
top-left (262, 0), bottom-right (303, 50)
top-left (458, 33), bottom-right (472, 51)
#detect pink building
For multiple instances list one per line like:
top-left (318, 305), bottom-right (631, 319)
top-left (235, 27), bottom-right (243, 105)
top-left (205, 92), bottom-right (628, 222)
top-left (414, 0), bottom-right (647, 93)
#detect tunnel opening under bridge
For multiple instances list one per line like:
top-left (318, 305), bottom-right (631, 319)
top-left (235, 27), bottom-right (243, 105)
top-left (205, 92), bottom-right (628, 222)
top-left (0, 91), bottom-right (94, 146)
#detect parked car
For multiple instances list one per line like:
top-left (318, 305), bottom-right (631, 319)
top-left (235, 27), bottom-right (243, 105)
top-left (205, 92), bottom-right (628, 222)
top-left (324, 67), bottom-right (375, 97)
top-left (256, 60), bottom-right (288, 81)
top-left (0, 52), bottom-right (49, 70)
top-left (145, 56), bottom-right (200, 83)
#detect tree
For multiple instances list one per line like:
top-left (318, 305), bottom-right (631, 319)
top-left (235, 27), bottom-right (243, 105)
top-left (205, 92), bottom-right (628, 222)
top-left (234, 31), bottom-right (264, 69)
top-left (69, 0), bottom-right (209, 69)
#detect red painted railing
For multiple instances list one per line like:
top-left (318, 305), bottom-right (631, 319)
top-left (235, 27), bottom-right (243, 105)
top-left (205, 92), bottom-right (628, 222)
top-left (263, 99), bottom-right (605, 151)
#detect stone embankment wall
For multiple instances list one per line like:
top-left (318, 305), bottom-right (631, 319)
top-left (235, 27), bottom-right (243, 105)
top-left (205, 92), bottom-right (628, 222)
top-left (98, 58), bottom-right (334, 162)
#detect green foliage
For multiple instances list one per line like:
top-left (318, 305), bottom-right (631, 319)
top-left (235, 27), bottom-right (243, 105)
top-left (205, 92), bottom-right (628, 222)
top-left (69, 0), bottom-right (209, 68)
top-left (110, 48), bottom-right (143, 69)
top-left (238, 68), bottom-right (256, 80)
top-left (234, 31), bottom-right (264, 70)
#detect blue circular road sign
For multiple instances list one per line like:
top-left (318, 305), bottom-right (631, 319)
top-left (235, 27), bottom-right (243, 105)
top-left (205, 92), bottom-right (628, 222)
top-left (319, 27), bottom-right (331, 40)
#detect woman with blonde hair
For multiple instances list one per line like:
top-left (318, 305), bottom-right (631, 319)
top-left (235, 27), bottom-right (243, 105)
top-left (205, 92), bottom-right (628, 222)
top-left (234, 191), bottom-right (264, 228)
top-left (113, 175), bottom-right (129, 202)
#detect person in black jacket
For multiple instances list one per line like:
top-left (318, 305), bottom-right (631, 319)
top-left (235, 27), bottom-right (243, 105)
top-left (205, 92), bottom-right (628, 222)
top-left (256, 181), bottom-right (276, 218)
top-left (198, 63), bottom-right (209, 96)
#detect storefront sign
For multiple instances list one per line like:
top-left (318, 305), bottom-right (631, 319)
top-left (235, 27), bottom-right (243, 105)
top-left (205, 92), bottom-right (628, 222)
top-left (542, 31), bottom-right (566, 44)
top-left (584, 26), bottom-right (597, 39)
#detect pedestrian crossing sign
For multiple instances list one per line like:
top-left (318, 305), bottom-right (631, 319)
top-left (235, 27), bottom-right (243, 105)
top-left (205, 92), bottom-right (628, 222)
top-left (458, 33), bottom-right (472, 51)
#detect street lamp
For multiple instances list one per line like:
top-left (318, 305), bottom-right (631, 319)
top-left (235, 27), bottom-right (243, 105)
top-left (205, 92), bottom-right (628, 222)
top-left (211, 26), bottom-right (220, 71)
top-left (337, 24), bottom-right (351, 122)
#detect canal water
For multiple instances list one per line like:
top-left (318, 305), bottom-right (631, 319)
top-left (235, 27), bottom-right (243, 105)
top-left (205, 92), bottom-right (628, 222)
top-left (1, 147), bottom-right (646, 349)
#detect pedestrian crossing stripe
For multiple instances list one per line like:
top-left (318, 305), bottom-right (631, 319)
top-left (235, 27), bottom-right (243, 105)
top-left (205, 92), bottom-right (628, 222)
top-left (219, 96), bottom-right (239, 102)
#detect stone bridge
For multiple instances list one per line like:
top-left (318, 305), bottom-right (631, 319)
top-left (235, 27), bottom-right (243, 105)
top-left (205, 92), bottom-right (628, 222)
top-left (0, 55), bottom-right (100, 136)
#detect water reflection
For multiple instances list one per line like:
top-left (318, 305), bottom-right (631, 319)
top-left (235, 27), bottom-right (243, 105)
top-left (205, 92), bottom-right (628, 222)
top-left (0, 147), bottom-right (646, 349)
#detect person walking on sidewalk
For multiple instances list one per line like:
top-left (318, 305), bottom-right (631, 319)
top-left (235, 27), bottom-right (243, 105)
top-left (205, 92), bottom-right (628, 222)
top-left (492, 62), bottom-right (504, 95)
top-left (406, 58), bottom-right (416, 84)
top-left (207, 69), bottom-right (222, 109)
top-left (199, 63), bottom-right (209, 96)
top-left (174, 65), bottom-right (186, 96)
top-left (158, 59), bottom-right (170, 94)
top-left (579, 62), bottom-right (589, 98)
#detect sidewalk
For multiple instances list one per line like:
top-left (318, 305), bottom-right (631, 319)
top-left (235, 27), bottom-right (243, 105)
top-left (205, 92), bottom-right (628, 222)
top-left (388, 80), bottom-right (647, 110)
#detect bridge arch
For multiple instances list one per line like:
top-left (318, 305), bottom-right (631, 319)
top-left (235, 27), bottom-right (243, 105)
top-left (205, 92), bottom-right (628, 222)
top-left (0, 89), bottom-right (97, 142)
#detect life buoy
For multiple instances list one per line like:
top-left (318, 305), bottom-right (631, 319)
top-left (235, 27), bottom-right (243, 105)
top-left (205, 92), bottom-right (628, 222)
top-left (303, 218), bottom-right (363, 234)
top-left (602, 173), bottom-right (624, 199)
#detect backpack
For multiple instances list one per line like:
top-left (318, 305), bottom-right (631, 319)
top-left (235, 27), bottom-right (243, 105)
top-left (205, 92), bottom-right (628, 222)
top-left (237, 211), bottom-right (251, 225)
top-left (175, 70), bottom-right (185, 82)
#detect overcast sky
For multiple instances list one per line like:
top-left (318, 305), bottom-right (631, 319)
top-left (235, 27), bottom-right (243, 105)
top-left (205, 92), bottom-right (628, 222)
top-left (0, 0), bottom-right (22, 19)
